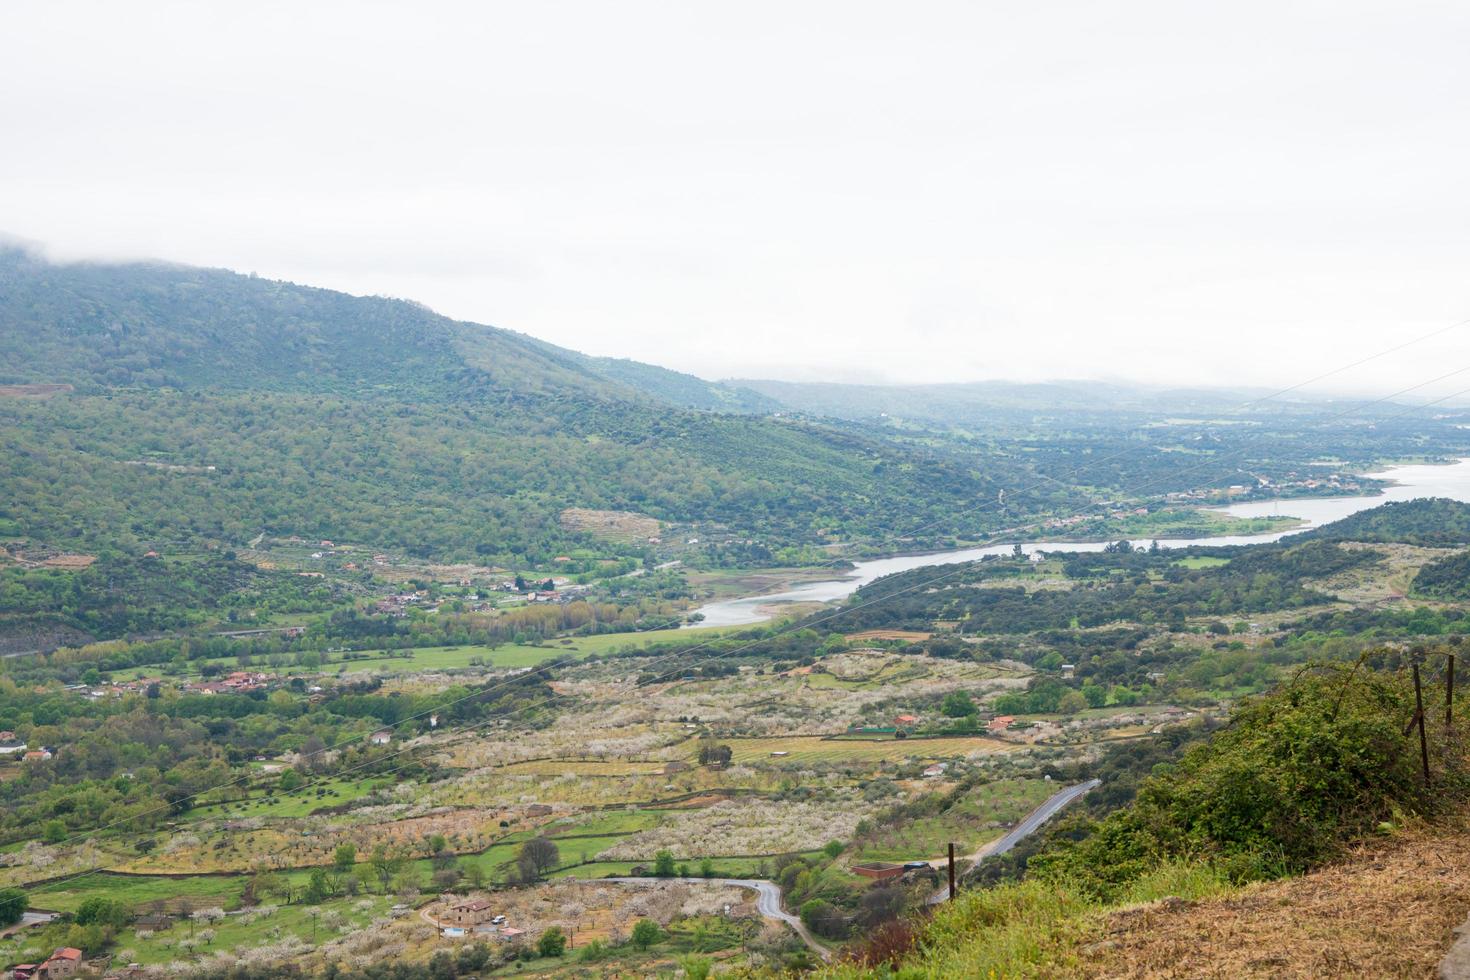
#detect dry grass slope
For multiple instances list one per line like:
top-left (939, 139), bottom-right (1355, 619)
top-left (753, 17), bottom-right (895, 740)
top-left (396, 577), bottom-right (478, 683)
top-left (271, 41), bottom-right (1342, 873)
top-left (1082, 806), bottom-right (1470, 979)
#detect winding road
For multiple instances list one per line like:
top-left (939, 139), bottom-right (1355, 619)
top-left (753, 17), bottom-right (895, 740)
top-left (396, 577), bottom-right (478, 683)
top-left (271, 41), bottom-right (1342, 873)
top-left (596, 779), bottom-right (1102, 958)
top-left (604, 876), bottom-right (830, 960)
top-left (926, 778), bottom-right (1100, 905)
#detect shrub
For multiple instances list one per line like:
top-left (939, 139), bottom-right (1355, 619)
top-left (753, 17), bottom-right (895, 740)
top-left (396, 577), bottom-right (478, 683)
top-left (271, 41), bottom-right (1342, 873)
top-left (630, 918), bottom-right (661, 950)
top-left (536, 926), bottom-right (566, 958)
top-left (74, 896), bottom-right (131, 928)
top-left (844, 918), bottom-right (920, 969)
top-left (1032, 662), bottom-right (1465, 898)
top-left (0, 887), bottom-right (26, 927)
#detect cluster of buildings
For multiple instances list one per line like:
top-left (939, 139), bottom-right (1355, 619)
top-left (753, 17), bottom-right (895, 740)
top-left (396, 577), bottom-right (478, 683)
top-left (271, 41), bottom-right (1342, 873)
top-left (0, 732), bottom-right (52, 764)
top-left (183, 670), bottom-right (272, 696)
top-left (371, 592), bottom-right (426, 616)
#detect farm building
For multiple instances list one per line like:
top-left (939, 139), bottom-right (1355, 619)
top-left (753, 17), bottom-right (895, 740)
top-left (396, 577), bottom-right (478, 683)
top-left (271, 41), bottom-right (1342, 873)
top-left (445, 899), bottom-right (494, 926)
top-left (851, 862), bottom-right (905, 882)
top-left (22, 948), bottom-right (83, 979)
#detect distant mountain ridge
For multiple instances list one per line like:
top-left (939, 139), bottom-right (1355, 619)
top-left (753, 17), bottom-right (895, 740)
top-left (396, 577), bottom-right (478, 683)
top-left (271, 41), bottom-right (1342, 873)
top-left (730, 377), bottom-right (1293, 423)
top-left (0, 245), bottom-right (768, 413)
top-left (0, 245), bottom-right (1054, 564)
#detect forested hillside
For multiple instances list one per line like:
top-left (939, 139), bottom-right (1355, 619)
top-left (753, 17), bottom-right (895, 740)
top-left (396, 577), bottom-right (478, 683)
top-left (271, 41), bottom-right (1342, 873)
top-left (1302, 497), bottom-right (1470, 546)
top-left (0, 248), bottom-right (1063, 567)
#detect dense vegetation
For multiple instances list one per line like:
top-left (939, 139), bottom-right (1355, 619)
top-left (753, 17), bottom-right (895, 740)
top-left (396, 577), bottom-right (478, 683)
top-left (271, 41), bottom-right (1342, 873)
top-left (0, 248), bottom-right (1075, 615)
top-left (1031, 661), bottom-right (1459, 895)
top-left (834, 538), bottom-right (1377, 636)
top-left (830, 656), bottom-right (1468, 978)
top-left (0, 555), bottom-right (340, 648)
top-left (1414, 548), bottom-right (1470, 599)
top-left (1303, 497), bottom-right (1470, 547)
top-left (0, 669), bottom-right (556, 841)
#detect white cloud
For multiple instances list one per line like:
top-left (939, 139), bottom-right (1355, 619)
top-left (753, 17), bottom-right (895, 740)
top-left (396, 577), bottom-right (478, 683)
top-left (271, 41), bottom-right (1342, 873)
top-left (3, 0), bottom-right (1469, 393)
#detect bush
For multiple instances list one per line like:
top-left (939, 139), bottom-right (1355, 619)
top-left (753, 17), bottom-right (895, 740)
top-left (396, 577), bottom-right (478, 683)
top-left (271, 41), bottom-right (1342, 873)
top-left (536, 926), bottom-right (566, 958)
top-left (630, 918), bottom-right (662, 950)
top-left (1032, 662), bottom-right (1465, 899)
top-left (74, 896), bottom-right (131, 928)
top-left (0, 887), bottom-right (25, 927)
top-left (844, 918), bottom-right (920, 969)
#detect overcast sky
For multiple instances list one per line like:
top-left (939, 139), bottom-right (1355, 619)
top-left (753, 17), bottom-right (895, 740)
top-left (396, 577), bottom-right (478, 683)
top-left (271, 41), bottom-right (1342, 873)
top-left (4, 1), bottom-right (1470, 394)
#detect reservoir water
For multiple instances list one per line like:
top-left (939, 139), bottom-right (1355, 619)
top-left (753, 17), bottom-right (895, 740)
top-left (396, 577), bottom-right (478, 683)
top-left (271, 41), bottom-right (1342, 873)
top-left (689, 458), bottom-right (1470, 628)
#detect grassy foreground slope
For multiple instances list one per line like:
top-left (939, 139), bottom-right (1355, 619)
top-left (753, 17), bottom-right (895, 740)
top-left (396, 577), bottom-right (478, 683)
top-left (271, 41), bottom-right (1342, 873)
top-left (821, 657), bottom-right (1467, 978)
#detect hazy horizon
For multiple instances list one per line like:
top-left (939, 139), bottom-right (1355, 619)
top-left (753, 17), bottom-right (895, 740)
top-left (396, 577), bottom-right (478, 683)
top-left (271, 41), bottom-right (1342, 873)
top-left (5, 2), bottom-right (1469, 395)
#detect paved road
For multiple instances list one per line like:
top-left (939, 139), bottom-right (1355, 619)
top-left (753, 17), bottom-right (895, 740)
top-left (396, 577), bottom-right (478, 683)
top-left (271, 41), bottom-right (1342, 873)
top-left (927, 778), bottom-right (1101, 905)
top-left (605, 876), bottom-right (829, 961)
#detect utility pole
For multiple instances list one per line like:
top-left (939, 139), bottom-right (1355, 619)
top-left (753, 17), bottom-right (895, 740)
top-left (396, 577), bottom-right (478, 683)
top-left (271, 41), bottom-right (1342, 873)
top-left (947, 843), bottom-right (957, 902)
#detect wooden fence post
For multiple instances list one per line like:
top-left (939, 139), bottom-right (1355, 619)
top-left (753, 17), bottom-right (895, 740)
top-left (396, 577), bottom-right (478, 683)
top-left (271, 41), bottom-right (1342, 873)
top-left (1448, 653), bottom-right (1456, 731)
top-left (948, 842), bottom-right (957, 902)
top-left (1413, 663), bottom-right (1431, 784)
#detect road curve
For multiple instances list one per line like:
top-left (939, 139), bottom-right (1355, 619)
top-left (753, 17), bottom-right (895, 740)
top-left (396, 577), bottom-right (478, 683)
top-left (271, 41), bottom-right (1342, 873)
top-left (598, 780), bottom-right (1100, 953)
top-left (927, 778), bottom-right (1101, 905)
top-left (604, 876), bottom-right (830, 961)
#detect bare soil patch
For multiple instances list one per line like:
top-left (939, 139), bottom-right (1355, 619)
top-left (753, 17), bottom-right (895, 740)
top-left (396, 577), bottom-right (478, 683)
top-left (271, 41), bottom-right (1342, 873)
top-left (0, 383), bottom-right (72, 398)
top-left (847, 629), bottom-right (934, 642)
top-left (560, 508), bottom-right (661, 543)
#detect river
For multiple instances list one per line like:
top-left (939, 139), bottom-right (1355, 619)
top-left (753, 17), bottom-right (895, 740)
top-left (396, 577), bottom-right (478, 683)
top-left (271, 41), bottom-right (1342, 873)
top-left (688, 458), bottom-right (1470, 628)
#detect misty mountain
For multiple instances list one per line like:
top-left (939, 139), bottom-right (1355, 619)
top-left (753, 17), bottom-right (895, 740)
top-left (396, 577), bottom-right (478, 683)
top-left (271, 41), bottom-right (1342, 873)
top-left (0, 247), bottom-right (1059, 564)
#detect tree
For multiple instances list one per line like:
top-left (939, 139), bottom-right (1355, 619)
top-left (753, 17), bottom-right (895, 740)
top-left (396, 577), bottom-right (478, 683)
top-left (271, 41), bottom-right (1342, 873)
top-left (369, 844), bottom-right (405, 893)
top-left (858, 885), bottom-right (906, 927)
top-left (679, 955), bottom-right (713, 980)
top-left (0, 887), bottom-right (27, 927)
top-left (699, 857), bottom-right (715, 878)
top-left (800, 898), bottom-right (848, 939)
top-left (299, 735), bottom-right (328, 772)
top-left (516, 836), bottom-right (560, 882)
top-left (1057, 691), bottom-right (1088, 715)
top-left (304, 867), bottom-right (333, 903)
top-left (536, 926), bottom-right (567, 957)
top-left (630, 918), bottom-right (661, 950)
top-left (652, 849), bottom-right (676, 878)
top-left (333, 841), bottom-right (357, 873)
top-left (940, 691), bottom-right (977, 718)
top-left (279, 768), bottom-right (304, 791)
top-left (696, 740), bottom-right (732, 766)
top-left (43, 819), bottom-right (67, 844)
top-left (75, 897), bottom-right (131, 927)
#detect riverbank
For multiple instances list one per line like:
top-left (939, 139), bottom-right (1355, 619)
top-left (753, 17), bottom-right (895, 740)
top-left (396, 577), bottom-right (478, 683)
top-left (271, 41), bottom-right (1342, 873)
top-left (689, 457), bottom-right (1470, 628)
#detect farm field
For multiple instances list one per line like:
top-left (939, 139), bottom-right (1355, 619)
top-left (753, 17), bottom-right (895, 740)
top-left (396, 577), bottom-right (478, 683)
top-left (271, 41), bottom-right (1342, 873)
top-left (848, 777), bottom-right (1057, 863)
top-left (720, 734), bottom-right (1018, 766)
top-left (110, 625), bottom-right (748, 682)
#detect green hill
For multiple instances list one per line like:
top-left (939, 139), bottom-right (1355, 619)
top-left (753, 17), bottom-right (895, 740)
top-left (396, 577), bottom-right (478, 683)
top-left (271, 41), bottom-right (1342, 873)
top-left (1304, 497), bottom-right (1470, 547)
top-left (0, 247), bottom-right (1060, 568)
